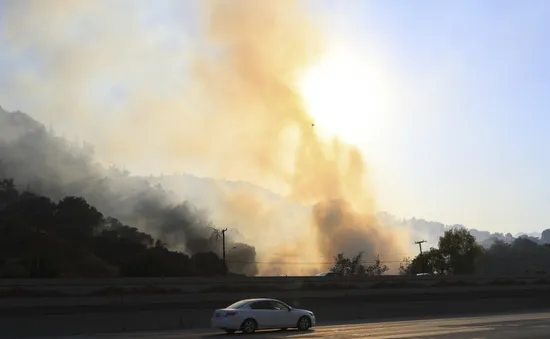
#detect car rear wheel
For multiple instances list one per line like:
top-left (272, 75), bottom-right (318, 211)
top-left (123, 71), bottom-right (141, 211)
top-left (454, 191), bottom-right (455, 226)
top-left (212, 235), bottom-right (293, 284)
top-left (297, 316), bottom-right (311, 331)
top-left (240, 319), bottom-right (257, 334)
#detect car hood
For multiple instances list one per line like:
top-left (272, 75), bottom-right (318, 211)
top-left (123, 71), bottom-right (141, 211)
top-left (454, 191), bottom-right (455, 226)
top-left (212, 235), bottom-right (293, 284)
top-left (292, 308), bottom-right (314, 315)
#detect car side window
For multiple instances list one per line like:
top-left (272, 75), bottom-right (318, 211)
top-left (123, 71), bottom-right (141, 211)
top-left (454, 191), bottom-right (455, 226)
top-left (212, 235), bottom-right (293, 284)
top-left (250, 301), bottom-right (271, 310)
top-left (269, 301), bottom-right (289, 311)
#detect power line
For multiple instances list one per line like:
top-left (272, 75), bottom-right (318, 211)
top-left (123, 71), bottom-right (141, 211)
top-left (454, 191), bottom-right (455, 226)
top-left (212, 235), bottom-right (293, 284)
top-left (226, 260), bottom-right (407, 265)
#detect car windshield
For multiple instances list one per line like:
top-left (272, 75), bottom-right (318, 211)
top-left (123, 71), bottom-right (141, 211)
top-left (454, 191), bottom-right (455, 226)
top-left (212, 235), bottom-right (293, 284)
top-left (226, 300), bottom-right (251, 309)
top-left (278, 300), bottom-right (293, 309)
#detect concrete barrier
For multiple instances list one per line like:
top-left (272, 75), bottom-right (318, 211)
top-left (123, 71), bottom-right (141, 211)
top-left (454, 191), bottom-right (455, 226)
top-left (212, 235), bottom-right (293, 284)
top-left (2, 275), bottom-right (550, 296)
top-left (3, 274), bottom-right (550, 287)
top-left (2, 286), bottom-right (550, 338)
top-left (2, 275), bottom-right (550, 338)
top-left (2, 285), bottom-right (550, 311)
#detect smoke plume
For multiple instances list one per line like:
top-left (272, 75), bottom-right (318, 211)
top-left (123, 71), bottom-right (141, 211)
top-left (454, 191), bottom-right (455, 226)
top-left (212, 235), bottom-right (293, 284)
top-left (194, 0), bottom-right (411, 272)
top-left (0, 0), bottom-right (412, 275)
top-left (0, 107), bottom-right (258, 275)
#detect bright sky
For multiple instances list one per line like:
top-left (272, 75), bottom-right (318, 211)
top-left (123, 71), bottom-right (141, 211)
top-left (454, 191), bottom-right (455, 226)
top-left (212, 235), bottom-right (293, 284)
top-left (309, 0), bottom-right (550, 235)
top-left (1, 0), bottom-right (550, 234)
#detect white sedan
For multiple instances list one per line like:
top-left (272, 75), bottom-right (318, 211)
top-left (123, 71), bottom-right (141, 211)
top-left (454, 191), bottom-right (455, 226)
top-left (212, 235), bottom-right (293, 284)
top-left (211, 298), bottom-right (316, 334)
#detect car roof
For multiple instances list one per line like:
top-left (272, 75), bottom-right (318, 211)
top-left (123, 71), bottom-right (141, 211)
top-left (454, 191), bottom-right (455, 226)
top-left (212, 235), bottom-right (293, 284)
top-left (240, 298), bottom-right (283, 304)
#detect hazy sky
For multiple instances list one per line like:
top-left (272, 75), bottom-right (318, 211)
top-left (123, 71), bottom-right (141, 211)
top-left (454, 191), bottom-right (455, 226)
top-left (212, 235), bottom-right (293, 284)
top-left (312, 0), bottom-right (550, 235)
top-left (1, 0), bottom-right (550, 235)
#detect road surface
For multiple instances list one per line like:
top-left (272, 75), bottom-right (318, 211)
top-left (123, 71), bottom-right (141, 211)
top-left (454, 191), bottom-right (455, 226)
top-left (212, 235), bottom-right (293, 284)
top-left (56, 311), bottom-right (550, 339)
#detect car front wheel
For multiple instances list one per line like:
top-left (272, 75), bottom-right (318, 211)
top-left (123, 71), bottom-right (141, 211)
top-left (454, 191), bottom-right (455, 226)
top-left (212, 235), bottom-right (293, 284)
top-left (297, 316), bottom-right (311, 331)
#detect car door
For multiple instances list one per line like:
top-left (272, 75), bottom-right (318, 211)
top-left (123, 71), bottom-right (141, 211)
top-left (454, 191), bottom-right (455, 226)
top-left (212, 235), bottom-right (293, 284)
top-left (268, 301), bottom-right (295, 327)
top-left (249, 301), bottom-right (276, 329)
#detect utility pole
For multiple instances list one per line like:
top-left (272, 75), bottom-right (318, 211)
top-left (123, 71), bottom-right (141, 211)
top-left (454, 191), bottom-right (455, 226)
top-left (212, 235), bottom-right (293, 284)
top-left (415, 240), bottom-right (427, 274)
top-left (35, 224), bottom-right (44, 277)
top-left (222, 228), bottom-right (228, 275)
top-left (415, 240), bottom-right (426, 255)
top-left (35, 225), bottom-right (40, 276)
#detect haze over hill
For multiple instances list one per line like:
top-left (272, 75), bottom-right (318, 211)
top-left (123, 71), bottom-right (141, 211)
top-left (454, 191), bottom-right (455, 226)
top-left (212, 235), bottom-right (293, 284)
top-left (2, 106), bottom-right (547, 277)
top-left (0, 105), bottom-right (263, 275)
top-left (2, 1), bottom-right (550, 276)
top-left (0, 0), bottom-right (415, 275)
top-left (145, 173), bottom-right (546, 252)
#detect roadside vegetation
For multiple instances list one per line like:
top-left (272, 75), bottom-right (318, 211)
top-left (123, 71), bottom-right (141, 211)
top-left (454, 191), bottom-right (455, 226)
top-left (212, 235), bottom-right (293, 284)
top-left (332, 228), bottom-right (550, 276)
top-left (3, 174), bottom-right (550, 279)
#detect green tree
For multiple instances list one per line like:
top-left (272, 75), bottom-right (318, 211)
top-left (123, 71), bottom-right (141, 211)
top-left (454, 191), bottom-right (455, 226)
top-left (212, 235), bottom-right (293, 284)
top-left (55, 196), bottom-right (103, 242)
top-left (404, 248), bottom-right (448, 275)
top-left (438, 228), bottom-right (483, 274)
top-left (0, 177), bottom-right (229, 278)
top-left (0, 178), bottom-right (18, 208)
top-left (330, 253), bottom-right (363, 276)
top-left (365, 255), bottom-right (388, 276)
top-left (401, 229), bottom-right (483, 275)
top-left (330, 252), bottom-right (388, 276)
top-left (399, 257), bottom-right (412, 275)
top-left (477, 238), bottom-right (550, 275)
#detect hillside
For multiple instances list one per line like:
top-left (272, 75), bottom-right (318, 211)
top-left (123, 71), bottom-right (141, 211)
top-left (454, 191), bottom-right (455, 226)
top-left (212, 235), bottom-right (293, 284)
top-left (144, 173), bottom-right (542, 251)
top-left (0, 105), bottom-right (548, 271)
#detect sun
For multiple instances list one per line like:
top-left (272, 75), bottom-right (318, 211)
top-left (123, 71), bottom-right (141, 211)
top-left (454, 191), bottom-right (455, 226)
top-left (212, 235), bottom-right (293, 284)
top-left (296, 48), bottom-right (393, 146)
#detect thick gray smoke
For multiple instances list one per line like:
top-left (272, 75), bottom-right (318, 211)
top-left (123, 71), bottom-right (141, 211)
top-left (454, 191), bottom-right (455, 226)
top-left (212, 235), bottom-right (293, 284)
top-left (0, 0), bottom-right (413, 275)
top-left (0, 106), bottom-right (258, 275)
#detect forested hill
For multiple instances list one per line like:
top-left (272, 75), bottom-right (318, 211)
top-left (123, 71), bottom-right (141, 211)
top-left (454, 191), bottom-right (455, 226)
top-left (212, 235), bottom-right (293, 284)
top-left (0, 106), bottom-right (258, 277)
top-left (2, 105), bottom-right (550, 278)
top-left (0, 178), bottom-right (231, 278)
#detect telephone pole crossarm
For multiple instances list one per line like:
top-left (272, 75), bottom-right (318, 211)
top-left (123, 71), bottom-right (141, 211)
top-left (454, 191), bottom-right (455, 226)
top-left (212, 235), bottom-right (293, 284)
top-left (414, 240), bottom-right (427, 255)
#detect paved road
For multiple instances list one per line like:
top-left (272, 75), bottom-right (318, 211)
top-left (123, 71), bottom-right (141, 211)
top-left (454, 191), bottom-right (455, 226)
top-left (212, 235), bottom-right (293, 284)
top-left (56, 311), bottom-right (550, 339)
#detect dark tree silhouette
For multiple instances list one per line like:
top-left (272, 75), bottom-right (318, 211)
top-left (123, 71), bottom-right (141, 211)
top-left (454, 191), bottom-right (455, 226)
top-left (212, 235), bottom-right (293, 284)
top-left (55, 196), bottom-right (103, 242)
top-left (438, 228), bottom-right (483, 274)
top-left (0, 107), bottom-right (258, 276)
top-left (0, 179), bottom-right (229, 278)
top-left (330, 252), bottom-right (388, 276)
top-left (400, 248), bottom-right (447, 275)
top-left (476, 238), bottom-right (550, 275)
top-left (400, 228), bottom-right (550, 276)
